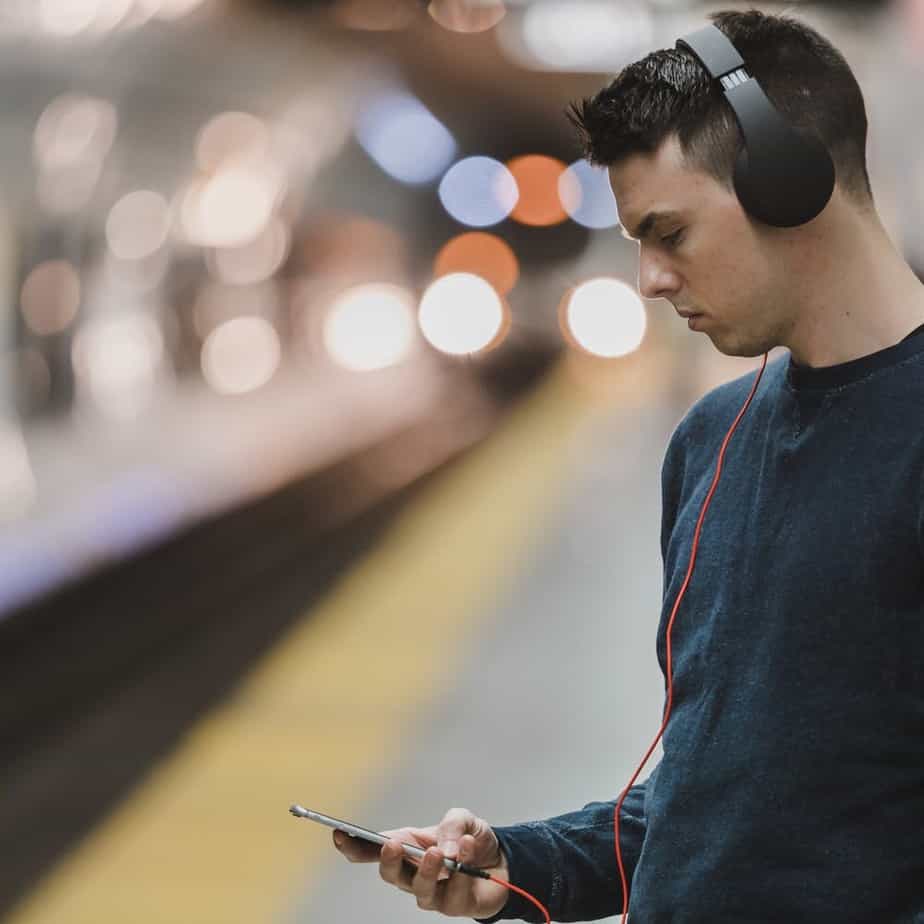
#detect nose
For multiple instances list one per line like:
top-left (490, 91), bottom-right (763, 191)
top-left (638, 248), bottom-right (682, 301)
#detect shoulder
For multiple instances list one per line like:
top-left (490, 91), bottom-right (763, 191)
top-left (671, 354), bottom-right (786, 448)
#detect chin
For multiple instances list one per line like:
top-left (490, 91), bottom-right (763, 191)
top-left (710, 330), bottom-right (776, 358)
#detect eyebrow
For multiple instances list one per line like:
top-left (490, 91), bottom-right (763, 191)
top-left (620, 210), bottom-right (683, 242)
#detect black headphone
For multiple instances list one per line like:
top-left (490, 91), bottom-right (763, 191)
top-left (675, 24), bottom-right (836, 228)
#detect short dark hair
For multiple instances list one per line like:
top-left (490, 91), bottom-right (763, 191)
top-left (566, 8), bottom-right (874, 208)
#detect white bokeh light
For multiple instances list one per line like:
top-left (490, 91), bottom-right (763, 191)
top-left (206, 217), bottom-right (290, 286)
top-left (201, 316), bottom-right (281, 395)
top-left (37, 0), bottom-right (99, 37)
top-left (156, 0), bottom-right (208, 19)
top-left (72, 312), bottom-right (164, 419)
top-left (181, 164), bottom-right (283, 248)
top-left (93, 0), bottom-right (135, 32)
top-left (195, 111), bottom-right (269, 173)
top-left (418, 272), bottom-right (506, 355)
top-left (520, 0), bottom-right (653, 71)
top-left (106, 190), bottom-right (170, 261)
top-left (323, 284), bottom-right (417, 372)
top-left (33, 94), bottom-right (118, 172)
top-left (565, 278), bottom-right (647, 358)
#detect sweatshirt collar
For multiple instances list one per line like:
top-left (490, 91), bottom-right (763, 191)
top-left (786, 321), bottom-right (924, 392)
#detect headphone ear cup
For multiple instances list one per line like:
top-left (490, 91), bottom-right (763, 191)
top-left (733, 132), bottom-right (835, 228)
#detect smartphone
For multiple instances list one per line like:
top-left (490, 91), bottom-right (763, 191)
top-left (289, 804), bottom-right (489, 879)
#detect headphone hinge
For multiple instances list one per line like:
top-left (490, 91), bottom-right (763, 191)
top-left (720, 68), bottom-right (751, 91)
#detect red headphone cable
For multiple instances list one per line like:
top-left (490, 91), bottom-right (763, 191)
top-left (613, 351), bottom-right (769, 924)
top-left (400, 353), bottom-right (769, 924)
top-left (401, 856), bottom-right (553, 923)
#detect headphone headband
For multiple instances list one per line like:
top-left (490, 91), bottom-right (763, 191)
top-left (675, 23), bottom-right (835, 228)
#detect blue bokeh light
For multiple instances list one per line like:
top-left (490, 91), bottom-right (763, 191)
top-left (558, 159), bottom-right (620, 229)
top-left (356, 91), bottom-right (457, 186)
top-left (438, 156), bottom-right (519, 228)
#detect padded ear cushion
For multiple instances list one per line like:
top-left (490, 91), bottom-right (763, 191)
top-left (734, 131), bottom-right (835, 227)
top-left (676, 24), bottom-right (835, 227)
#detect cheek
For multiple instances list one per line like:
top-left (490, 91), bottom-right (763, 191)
top-left (684, 246), bottom-right (739, 305)
top-left (700, 237), bottom-right (773, 305)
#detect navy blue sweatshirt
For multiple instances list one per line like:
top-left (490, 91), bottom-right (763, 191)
top-left (478, 323), bottom-right (924, 923)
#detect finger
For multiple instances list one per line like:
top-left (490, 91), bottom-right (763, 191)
top-left (403, 827), bottom-right (438, 849)
top-left (380, 839), bottom-right (418, 894)
top-left (412, 847), bottom-right (447, 911)
top-left (436, 807), bottom-right (475, 858)
top-left (441, 835), bottom-right (478, 915)
top-left (332, 830), bottom-right (382, 863)
top-left (438, 811), bottom-right (498, 868)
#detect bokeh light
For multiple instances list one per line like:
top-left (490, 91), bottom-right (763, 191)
top-left (438, 156), bottom-right (518, 227)
top-left (119, 0), bottom-right (159, 30)
top-left (433, 232), bottom-right (519, 295)
top-left (323, 284), bottom-right (417, 372)
top-left (206, 217), bottom-right (291, 286)
top-left (356, 91), bottom-right (456, 185)
top-left (428, 0), bottom-right (506, 33)
top-left (33, 93), bottom-right (117, 214)
top-left (561, 278), bottom-right (647, 358)
top-left (72, 312), bottom-right (164, 419)
top-left (418, 272), bottom-right (508, 355)
top-left (87, 0), bottom-right (135, 35)
top-left (156, 0), bottom-right (209, 19)
top-left (201, 316), bottom-right (281, 395)
top-left (195, 111), bottom-right (269, 173)
top-left (37, 0), bottom-right (99, 37)
top-left (193, 282), bottom-right (279, 340)
top-left (181, 164), bottom-right (283, 247)
top-left (106, 190), bottom-right (171, 261)
top-left (506, 154), bottom-right (568, 227)
top-left (20, 260), bottom-right (81, 336)
top-left (558, 160), bottom-right (620, 229)
top-left (33, 94), bottom-right (118, 172)
top-left (520, 0), bottom-right (653, 71)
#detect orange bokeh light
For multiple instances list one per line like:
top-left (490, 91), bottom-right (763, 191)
top-left (506, 154), bottom-right (568, 227)
top-left (433, 231), bottom-right (519, 295)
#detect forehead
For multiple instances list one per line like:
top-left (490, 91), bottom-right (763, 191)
top-left (607, 136), bottom-right (724, 236)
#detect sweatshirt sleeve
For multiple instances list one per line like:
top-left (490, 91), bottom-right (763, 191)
top-left (472, 781), bottom-right (649, 923)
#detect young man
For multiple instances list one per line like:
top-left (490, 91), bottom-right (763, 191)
top-left (334, 9), bottom-right (924, 922)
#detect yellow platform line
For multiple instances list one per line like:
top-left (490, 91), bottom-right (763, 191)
top-left (4, 359), bottom-right (597, 924)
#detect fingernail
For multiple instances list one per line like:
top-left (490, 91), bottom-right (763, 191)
top-left (442, 840), bottom-right (458, 858)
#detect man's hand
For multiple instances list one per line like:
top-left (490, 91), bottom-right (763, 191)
top-left (333, 806), bottom-right (510, 919)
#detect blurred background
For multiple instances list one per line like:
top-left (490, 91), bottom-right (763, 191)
top-left (0, 0), bottom-right (921, 921)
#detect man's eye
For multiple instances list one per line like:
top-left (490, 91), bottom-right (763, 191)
top-left (661, 229), bottom-right (685, 248)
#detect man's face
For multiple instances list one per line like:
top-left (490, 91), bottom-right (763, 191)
top-left (608, 134), bottom-right (793, 357)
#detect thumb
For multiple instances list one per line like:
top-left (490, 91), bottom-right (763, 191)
top-left (436, 807), bottom-right (492, 861)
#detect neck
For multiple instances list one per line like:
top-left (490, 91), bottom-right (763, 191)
top-left (782, 196), bottom-right (924, 369)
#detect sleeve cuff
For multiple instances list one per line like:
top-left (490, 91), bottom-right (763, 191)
top-left (473, 823), bottom-right (558, 923)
